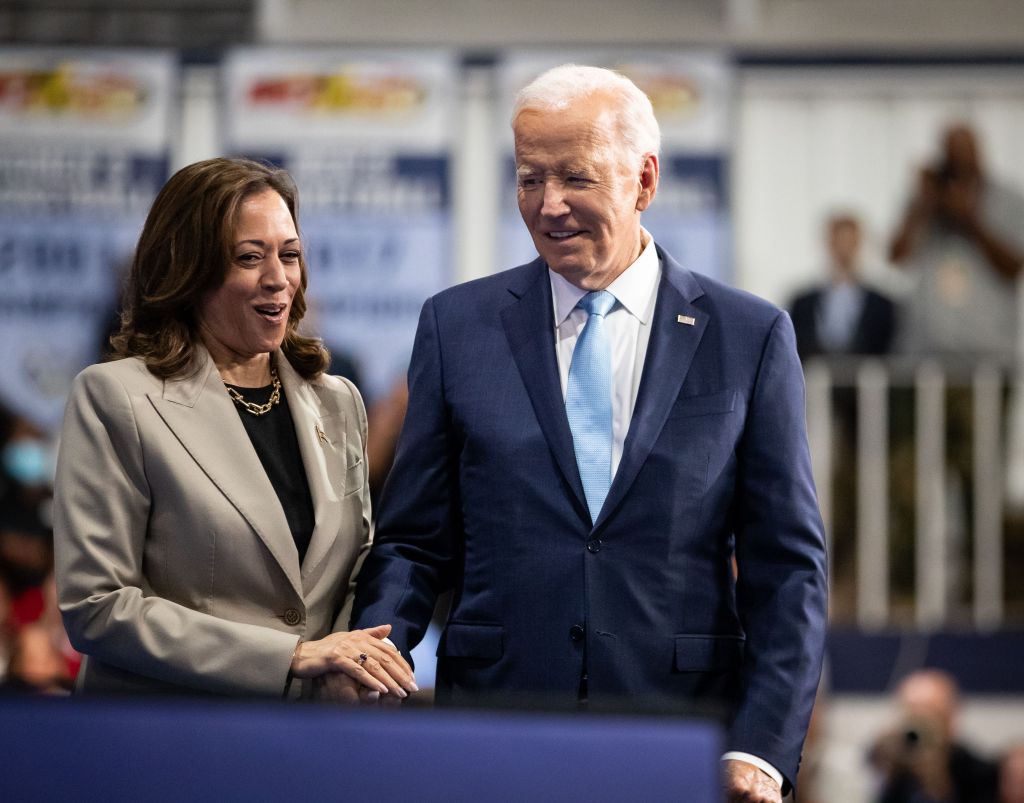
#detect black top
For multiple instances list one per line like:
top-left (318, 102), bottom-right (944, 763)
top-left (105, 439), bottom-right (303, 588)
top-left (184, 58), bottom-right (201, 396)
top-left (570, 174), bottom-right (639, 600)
top-left (225, 382), bottom-right (315, 564)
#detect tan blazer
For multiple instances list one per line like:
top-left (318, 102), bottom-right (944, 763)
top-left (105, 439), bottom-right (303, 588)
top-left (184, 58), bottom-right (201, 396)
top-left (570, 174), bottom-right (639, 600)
top-left (54, 346), bottom-right (371, 697)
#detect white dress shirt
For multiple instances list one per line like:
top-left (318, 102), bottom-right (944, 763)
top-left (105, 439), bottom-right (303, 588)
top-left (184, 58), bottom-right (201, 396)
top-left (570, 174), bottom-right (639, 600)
top-left (817, 279), bottom-right (866, 352)
top-left (551, 230), bottom-right (660, 475)
top-left (548, 231), bottom-right (785, 792)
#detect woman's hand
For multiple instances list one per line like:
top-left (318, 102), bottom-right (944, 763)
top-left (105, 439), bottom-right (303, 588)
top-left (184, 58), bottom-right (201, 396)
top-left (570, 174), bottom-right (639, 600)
top-left (290, 624), bottom-right (417, 698)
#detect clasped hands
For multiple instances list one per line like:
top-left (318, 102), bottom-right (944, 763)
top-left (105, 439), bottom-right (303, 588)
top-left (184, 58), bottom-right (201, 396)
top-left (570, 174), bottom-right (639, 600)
top-left (289, 623), bottom-right (417, 705)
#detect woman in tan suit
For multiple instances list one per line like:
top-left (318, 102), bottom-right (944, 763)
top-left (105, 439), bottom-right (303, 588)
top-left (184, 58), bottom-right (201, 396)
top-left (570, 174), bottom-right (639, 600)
top-left (54, 158), bottom-right (415, 700)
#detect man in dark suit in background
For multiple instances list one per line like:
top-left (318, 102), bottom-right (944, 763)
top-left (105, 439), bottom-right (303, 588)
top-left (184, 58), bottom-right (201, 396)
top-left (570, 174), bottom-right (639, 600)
top-left (789, 214), bottom-right (896, 618)
top-left (352, 64), bottom-right (828, 803)
top-left (790, 213), bottom-right (897, 361)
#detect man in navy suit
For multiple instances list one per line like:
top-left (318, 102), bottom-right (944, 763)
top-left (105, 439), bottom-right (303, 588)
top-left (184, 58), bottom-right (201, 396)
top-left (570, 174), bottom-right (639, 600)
top-left (789, 213), bottom-right (897, 361)
top-left (352, 64), bottom-right (827, 803)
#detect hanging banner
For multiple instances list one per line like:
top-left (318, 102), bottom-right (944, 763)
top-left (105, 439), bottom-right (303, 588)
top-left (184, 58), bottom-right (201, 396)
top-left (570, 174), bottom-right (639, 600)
top-left (497, 51), bottom-right (733, 283)
top-left (0, 48), bottom-right (175, 428)
top-left (222, 48), bottom-right (457, 401)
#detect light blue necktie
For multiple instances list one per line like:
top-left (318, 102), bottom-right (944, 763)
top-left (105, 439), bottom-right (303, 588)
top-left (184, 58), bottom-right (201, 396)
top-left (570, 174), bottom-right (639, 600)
top-left (566, 290), bottom-right (616, 524)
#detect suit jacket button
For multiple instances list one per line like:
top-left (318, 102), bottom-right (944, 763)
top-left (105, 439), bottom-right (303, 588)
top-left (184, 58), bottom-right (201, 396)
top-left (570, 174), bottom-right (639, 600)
top-left (569, 625), bottom-right (585, 642)
top-left (586, 539), bottom-right (602, 554)
top-left (283, 608), bottom-right (302, 626)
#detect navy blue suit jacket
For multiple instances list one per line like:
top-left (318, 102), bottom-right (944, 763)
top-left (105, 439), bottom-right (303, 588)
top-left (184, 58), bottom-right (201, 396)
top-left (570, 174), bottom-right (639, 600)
top-left (352, 247), bottom-right (827, 787)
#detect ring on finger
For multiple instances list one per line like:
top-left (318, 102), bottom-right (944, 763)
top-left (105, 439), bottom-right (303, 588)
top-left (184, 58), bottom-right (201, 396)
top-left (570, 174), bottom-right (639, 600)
top-left (357, 652), bottom-right (368, 666)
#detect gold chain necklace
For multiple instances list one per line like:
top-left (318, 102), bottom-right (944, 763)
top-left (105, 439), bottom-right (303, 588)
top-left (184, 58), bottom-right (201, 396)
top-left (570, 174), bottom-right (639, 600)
top-left (225, 367), bottom-right (281, 416)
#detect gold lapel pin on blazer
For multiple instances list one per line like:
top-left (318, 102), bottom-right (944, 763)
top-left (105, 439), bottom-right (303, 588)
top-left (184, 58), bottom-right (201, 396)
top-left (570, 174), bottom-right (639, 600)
top-left (315, 423), bottom-right (328, 445)
top-left (677, 314), bottom-right (696, 326)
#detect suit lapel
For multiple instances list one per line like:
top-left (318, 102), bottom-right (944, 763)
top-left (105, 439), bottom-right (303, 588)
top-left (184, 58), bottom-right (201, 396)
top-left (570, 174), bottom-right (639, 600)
top-left (276, 357), bottom-right (349, 584)
top-left (501, 260), bottom-right (589, 519)
top-left (595, 249), bottom-right (708, 529)
top-left (148, 348), bottom-right (303, 599)
top-left (853, 290), bottom-right (875, 353)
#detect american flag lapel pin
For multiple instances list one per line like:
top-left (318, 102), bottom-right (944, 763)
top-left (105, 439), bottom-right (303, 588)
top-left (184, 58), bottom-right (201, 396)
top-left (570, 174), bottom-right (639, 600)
top-left (677, 314), bottom-right (696, 326)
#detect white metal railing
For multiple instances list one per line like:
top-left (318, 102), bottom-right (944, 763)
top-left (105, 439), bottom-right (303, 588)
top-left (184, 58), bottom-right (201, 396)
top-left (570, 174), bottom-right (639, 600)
top-left (856, 360), bottom-right (889, 629)
top-left (804, 357), bottom-right (1011, 630)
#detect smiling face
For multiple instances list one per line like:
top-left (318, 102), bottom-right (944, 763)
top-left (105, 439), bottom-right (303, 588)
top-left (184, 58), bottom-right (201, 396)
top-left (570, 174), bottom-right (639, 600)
top-left (514, 92), bottom-right (658, 290)
top-left (196, 188), bottom-right (302, 381)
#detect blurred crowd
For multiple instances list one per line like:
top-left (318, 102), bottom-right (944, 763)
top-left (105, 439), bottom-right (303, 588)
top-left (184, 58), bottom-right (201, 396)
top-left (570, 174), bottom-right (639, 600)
top-left (789, 122), bottom-right (1024, 366)
top-left (786, 121), bottom-right (1024, 802)
top-left (788, 122), bottom-right (1024, 620)
top-left (0, 402), bottom-right (79, 694)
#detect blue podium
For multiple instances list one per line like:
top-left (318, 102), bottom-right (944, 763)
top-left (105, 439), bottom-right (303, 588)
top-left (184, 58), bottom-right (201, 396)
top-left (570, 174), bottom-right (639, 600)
top-left (1, 698), bottom-right (722, 802)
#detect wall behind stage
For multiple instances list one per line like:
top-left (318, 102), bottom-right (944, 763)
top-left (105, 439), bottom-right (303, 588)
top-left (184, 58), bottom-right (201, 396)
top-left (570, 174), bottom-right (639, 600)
top-left (5, 50), bottom-right (1024, 425)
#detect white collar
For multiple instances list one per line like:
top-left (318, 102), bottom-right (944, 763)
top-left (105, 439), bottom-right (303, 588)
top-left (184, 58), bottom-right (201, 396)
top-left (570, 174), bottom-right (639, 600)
top-left (549, 229), bottom-right (660, 327)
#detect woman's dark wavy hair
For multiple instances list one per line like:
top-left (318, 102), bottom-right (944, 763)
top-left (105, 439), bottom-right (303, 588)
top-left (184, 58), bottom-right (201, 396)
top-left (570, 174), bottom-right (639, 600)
top-left (110, 157), bottom-right (328, 380)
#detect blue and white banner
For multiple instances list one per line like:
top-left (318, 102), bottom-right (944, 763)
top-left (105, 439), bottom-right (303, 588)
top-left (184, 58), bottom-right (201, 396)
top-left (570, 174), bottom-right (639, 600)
top-left (222, 48), bottom-right (457, 401)
top-left (0, 48), bottom-right (175, 428)
top-left (497, 51), bottom-right (733, 283)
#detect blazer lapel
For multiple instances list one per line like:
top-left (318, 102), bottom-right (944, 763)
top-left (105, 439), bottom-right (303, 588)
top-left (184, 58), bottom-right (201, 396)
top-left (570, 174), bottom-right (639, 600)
top-left (276, 356), bottom-right (349, 585)
top-left (501, 260), bottom-right (589, 519)
top-left (148, 349), bottom-right (303, 599)
top-left (595, 249), bottom-right (708, 529)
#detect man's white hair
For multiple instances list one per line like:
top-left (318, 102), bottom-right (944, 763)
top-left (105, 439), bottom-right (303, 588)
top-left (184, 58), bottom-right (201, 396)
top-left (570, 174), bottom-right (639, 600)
top-left (511, 63), bottom-right (661, 164)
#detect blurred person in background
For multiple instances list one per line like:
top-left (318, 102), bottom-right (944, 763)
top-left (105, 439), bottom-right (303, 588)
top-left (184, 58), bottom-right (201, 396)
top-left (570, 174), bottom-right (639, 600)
top-left (870, 669), bottom-right (998, 803)
top-left (791, 213), bottom-right (896, 361)
top-left (54, 157), bottom-right (415, 701)
top-left (0, 571), bottom-right (80, 697)
top-left (0, 419), bottom-right (60, 648)
top-left (0, 497), bottom-right (53, 609)
top-left (890, 123), bottom-right (1024, 364)
top-left (789, 212), bottom-right (898, 617)
top-left (0, 499), bottom-right (54, 635)
top-left (2, 622), bottom-right (72, 695)
top-left (352, 64), bottom-right (827, 803)
top-left (0, 409), bottom-right (80, 693)
top-left (1000, 744), bottom-right (1024, 803)
top-left (889, 123), bottom-right (1024, 611)
top-left (0, 408), bottom-right (55, 535)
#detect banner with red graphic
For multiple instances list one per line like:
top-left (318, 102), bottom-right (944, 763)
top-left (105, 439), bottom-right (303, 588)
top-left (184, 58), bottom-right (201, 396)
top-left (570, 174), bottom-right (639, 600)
top-left (0, 48), bottom-right (175, 428)
top-left (222, 48), bottom-right (457, 401)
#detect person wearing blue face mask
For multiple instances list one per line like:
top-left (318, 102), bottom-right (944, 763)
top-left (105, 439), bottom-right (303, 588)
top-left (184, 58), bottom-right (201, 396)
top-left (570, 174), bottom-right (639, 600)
top-left (0, 413), bottom-right (56, 559)
top-left (2, 437), bottom-right (54, 491)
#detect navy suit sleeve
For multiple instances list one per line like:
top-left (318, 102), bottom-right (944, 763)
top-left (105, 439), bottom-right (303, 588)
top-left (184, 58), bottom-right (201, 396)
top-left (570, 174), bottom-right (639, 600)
top-left (349, 297), bottom-right (461, 656)
top-left (728, 310), bottom-right (828, 788)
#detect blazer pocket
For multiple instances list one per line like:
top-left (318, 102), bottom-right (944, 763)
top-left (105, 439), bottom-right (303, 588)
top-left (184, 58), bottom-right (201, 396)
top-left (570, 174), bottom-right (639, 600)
top-left (438, 622), bottom-right (504, 660)
top-left (318, 413), bottom-right (364, 498)
top-left (667, 389), bottom-right (737, 419)
top-left (342, 457), bottom-right (365, 498)
top-left (673, 634), bottom-right (745, 672)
